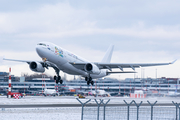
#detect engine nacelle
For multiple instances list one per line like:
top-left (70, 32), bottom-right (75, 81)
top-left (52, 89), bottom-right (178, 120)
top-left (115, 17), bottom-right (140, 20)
top-left (29, 61), bottom-right (45, 73)
top-left (84, 63), bottom-right (101, 75)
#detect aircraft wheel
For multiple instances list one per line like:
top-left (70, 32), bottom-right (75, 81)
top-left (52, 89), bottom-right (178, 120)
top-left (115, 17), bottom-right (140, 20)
top-left (91, 81), bottom-right (94, 86)
top-left (58, 76), bottom-right (61, 80)
top-left (55, 76), bottom-right (61, 84)
top-left (54, 76), bottom-right (57, 80)
top-left (56, 80), bottom-right (59, 84)
top-left (60, 80), bottom-right (63, 84)
top-left (87, 81), bottom-right (90, 85)
top-left (89, 77), bottom-right (92, 81)
top-left (85, 77), bottom-right (88, 81)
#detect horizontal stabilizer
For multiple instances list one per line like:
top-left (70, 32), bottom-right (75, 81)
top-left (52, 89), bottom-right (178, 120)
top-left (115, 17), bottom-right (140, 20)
top-left (107, 71), bottom-right (136, 74)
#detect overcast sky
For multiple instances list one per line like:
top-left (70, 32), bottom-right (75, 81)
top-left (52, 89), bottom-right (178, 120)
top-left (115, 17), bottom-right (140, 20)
top-left (0, 0), bottom-right (180, 80)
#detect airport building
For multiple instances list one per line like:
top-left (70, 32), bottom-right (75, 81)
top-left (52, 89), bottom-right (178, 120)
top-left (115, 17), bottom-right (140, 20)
top-left (0, 72), bottom-right (20, 82)
top-left (0, 72), bottom-right (180, 96)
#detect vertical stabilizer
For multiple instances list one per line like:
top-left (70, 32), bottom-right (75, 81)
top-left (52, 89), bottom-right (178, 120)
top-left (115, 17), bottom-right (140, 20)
top-left (101, 45), bottom-right (114, 63)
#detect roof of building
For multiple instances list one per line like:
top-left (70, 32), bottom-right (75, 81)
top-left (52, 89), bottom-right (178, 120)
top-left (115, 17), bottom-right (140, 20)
top-left (0, 72), bottom-right (8, 76)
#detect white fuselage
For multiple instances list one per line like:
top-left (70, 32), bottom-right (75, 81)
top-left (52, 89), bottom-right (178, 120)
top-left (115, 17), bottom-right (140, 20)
top-left (44, 88), bottom-right (56, 95)
top-left (90, 90), bottom-right (111, 97)
top-left (36, 42), bottom-right (107, 79)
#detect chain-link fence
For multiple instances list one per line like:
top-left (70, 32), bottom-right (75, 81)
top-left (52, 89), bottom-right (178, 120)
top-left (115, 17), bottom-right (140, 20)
top-left (77, 98), bottom-right (180, 120)
top-left (1, 98), bottom-right (179, 120)
top-left (83, 106), bottom-right (177, 120)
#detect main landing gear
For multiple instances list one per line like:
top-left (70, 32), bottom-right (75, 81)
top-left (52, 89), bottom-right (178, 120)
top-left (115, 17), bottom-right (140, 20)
top-left (85, 77), bottom-right (94, 86)
top-left (54, 75), bottom-right (63, 84)
top-left (53, 68), bottom-right (63, 84)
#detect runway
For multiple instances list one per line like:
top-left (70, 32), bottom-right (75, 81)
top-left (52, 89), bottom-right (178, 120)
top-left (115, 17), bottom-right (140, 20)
top-left (0, 96), bottom-right (178, 108)
top-left (0, 96), bottom-right (179, 120)
top-left (0, 103), bottom-right (176, 108)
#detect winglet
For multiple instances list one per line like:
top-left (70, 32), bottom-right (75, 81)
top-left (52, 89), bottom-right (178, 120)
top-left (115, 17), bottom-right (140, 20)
top-left (170, 59), bottom-right (177, 64)
top-left (3, 56), bottom-right (5, 60)
top-left (0, 56), bottom-right (4, 63)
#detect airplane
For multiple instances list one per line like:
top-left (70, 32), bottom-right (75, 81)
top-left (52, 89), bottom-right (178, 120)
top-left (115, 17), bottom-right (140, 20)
top-left (3, 42), bottom-right (176, 86)
top-left (42, 88), bottom-right (57, 96)
top-left (41, 82), bottom-right (57, 96)
top-left (166, 91), bottom-right (180, 97)
top-left (26, 83), bottom-right (57, 96)
top-left (31, 88), bottom-right (57, 96)
top-left (90, 90), bottom-right (111, 97)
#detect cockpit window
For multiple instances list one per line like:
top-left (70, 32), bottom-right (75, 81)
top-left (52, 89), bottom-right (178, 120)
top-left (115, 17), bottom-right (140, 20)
top-left (38, 43), bottom-right (46, 46)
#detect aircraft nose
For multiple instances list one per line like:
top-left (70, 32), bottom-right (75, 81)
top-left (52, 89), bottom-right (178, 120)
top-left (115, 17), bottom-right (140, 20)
top-left (36, 46), bottom-right (40, 53)
top-left (36, 46), bottom-right (44, 57)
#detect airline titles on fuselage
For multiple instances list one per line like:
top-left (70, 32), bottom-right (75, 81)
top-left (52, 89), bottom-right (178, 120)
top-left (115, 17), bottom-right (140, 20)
top-left (44, 43), bottom-right (85, 63)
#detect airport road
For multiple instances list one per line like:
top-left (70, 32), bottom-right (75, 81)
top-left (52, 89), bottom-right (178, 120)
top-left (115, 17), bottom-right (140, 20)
top-left (0, 103), bottom-right (175, 108)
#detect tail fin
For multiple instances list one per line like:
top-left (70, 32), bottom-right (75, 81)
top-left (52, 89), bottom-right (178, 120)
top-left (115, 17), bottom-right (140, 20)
top-left (101, 45), bottom-right (114, 63)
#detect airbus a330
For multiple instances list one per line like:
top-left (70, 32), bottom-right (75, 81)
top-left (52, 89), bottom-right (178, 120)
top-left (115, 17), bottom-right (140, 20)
top-left (4, 42), bottom-right (176, 85)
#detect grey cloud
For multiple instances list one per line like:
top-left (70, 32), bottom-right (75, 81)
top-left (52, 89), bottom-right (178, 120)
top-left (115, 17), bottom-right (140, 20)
top-left (0, 0), bottom-right (62, 12)
top-left (0, 1), bottom-right (179, 58)
top-left (1, 0), bottom-right (180, 78)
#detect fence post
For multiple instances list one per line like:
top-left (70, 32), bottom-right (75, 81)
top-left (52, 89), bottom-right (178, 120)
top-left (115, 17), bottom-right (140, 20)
top-left (172, 101), bottom-right (180, 120)
top-left (133, 100), bottom-right (143, 120)
top-left (95, 99), bottom-right (103, 120)
top-left (178, 104), bottom-right (180, 120)
top-left (147, 101), bottom-right (157, 120)
top-left (76, 98), bottom-right (91, 120)
top-left (172, 101), bottom-right (178, 120)
top-left (102, 99), bottom-right (110, 120)
top-left (124, 100), bottom-right (134, 120)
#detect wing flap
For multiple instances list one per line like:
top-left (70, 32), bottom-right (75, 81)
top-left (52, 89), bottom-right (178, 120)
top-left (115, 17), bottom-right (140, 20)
top-left (96, 63), bottom-right (140, 70)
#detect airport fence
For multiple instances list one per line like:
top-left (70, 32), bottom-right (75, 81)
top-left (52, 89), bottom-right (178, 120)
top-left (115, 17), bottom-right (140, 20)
top-left (76, 98), bottom-right (180, 120)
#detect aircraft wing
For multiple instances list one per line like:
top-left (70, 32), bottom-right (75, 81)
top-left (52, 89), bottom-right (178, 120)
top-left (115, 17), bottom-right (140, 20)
top-left (70, 60), bottom-right (176, 71)
top-left (3, 58), bottom-right (32, 64)
top-left (3, 58), bottom-right (60, 71)
top-left (96, 60), bottom-right (176, 71)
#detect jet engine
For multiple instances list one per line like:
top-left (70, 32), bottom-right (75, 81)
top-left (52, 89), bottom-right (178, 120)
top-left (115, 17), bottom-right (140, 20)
top-left (29, 61), bottom-right (45, 73)
top-left (84, 63), bottom-right (100, 75)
